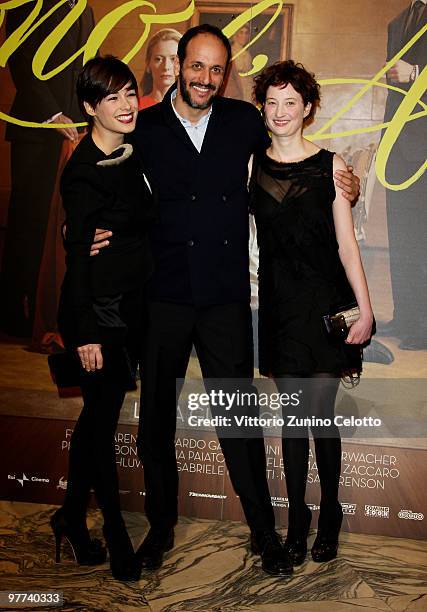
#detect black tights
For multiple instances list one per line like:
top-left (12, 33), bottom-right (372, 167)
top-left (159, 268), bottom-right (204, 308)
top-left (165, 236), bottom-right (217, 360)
top-left (276, 373), bottom-right (341, 533)
top-left (63, 367), bottom-right (126, 529)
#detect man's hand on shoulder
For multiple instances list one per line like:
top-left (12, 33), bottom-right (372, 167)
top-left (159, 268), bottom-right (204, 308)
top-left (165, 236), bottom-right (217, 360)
top-left (334, 165), bottom-right (360, 204)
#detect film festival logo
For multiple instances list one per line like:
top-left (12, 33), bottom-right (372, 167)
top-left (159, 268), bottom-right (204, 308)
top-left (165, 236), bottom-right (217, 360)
top-left (57, 476), bottom-right (67, 490)
top-left (188, 491), bottom-right (227, 500)
top-left (364, 505), bottom-right (390, 519)
top-left (341, 502), bottom-right (357, 516)
top-left (8, 473), bottom-right (50, 487)
top-left (398, 509), bottom-right (424, 521)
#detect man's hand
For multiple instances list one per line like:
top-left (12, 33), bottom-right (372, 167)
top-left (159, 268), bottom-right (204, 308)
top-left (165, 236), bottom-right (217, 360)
top-left (387, 59), bottom-right (413, 84)
top-left (55, 113), bottom-right (79, 141)
top-left (90, 228), bottom-right (112, 256)
top-left (334, 165), bottom-right (360, 203)
top-left (77, 343), bottom-right (103, 372)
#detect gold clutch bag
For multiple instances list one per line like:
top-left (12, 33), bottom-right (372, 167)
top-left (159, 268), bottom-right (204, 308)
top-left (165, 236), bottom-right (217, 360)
top-left (323, 303), bottom-right (360, 337)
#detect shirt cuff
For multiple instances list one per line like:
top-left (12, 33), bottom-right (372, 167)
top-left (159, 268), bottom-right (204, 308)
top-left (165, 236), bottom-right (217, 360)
top-left (44, 112), bottom-right (63, 124)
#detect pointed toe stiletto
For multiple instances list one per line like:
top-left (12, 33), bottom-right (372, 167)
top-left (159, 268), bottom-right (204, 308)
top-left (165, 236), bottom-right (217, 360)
top-left (50, 508), bottom-right (107, 565)
top-left (136, 528), bottom-right (174, 571)
top-left (103, 523), bottom-right (140, 582)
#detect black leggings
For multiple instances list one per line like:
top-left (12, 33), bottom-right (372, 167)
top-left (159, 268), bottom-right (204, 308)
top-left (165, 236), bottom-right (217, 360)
top-left (63, 364), bottom-right (126, 528)
top-left (275, 373), bottom-right (341, 533)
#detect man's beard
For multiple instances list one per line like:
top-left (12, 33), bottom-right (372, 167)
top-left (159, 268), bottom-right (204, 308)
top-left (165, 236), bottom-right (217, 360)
top-left (179, 73), bottom-right (219, 110)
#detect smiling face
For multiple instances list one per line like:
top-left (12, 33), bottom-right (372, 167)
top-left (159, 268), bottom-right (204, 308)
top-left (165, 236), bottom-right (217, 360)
top-left (178, 33), bottom-right (228, 110)
top-left (84, 81), bottom-right (138, 136)
top-left (263, 82), bottom-right (311, 137)
top-left (148, 38), bottom-right (179, 90)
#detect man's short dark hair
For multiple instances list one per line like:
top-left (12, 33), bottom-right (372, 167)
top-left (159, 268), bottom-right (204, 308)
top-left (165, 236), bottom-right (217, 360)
top-left (77, 55), bottom-right (138, 122)
top-left (177, 24), bottom-right (232, 67)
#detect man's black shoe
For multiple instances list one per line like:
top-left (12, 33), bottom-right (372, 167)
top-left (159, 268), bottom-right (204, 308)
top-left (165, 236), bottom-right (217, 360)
top-left (376, 319), bottom-right (401, 337)
top-left (136, 528), bottom-right (174, 570)
top-left (399, 337), bottom-right (427, 351)
top-left (250, 530), bottom-right (293, 577)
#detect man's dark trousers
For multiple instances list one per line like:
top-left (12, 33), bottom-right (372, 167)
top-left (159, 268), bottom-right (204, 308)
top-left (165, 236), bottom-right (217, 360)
top-left (138, 300), bottom-right (276, 533)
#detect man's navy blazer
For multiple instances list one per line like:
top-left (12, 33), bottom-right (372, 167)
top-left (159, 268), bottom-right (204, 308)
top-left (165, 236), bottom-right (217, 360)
top-left (133, 86), bottom-right (270, 306)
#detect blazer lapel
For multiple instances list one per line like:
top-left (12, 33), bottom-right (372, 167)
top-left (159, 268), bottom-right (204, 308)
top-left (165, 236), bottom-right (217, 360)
top-left (418, 3), bottom-right (427, 31)
top-left (199, 96), bottom-right (223, 156)
top-left (77, 5), bottom-right (94, 48)
top-left (400, 2), bottom-right (427, 43)
top-left (43, 0), bottom-right (76, 49)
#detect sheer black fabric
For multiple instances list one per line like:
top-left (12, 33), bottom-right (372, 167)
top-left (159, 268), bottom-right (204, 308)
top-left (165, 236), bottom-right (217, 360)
top-left (251, 149), bottom-right (362, 377)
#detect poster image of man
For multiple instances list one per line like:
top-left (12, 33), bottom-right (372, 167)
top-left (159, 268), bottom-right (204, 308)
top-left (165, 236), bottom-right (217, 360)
top-left (378, 0), bottom-right (427, 350)
top-left (0, 0), bottom-right (94, 338)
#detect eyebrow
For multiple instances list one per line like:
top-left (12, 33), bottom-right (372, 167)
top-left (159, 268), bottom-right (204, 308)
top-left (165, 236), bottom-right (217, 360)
top-left (266, 96), bottom-right (297, 101)
top-left (191, 60), bottom-right (225, 69)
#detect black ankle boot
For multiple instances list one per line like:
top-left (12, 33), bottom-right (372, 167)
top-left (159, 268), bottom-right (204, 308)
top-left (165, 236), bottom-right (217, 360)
top-left (284, 505), bottom-right (312, 566)
top-left (103, 522), bottom-right (140, 581)
top-left (311, 502), bottom-right (343, 562)
top-left (50, 508), bottom-right (106, 565)
top-left (250, 530), bottom-right (293, 577)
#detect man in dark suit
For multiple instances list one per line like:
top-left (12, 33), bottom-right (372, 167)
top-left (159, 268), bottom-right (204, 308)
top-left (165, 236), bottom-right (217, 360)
top-left (0, 0), bottom-right (94, 337)
top-left (377, 0), bottom-right (427, 349)
top-left (121, 24), bottom-right (360, 574)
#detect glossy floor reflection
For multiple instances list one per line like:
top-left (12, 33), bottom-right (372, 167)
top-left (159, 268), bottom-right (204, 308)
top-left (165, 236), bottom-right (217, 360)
top-left (0, 501), bottom-right (426, 612)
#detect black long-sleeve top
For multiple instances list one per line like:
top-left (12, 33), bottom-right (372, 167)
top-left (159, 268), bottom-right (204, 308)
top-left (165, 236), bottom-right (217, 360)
top-left (58, 134), bottom-right (154, 347)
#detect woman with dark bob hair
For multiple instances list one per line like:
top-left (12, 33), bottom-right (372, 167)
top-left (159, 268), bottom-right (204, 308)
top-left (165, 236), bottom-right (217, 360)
top-left (250, 61), bottom-right (373, 564)
top-left (50, 56), bottom-right (153, 581)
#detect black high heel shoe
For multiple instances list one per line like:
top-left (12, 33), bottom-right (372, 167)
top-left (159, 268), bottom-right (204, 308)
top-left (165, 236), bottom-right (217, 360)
top-left (103, 522), bottom-right (140, 582)
top-left (50, 508), bottom-right (106, 565)
top-left (283, 505), bottom-right (312, 566)
top-left (311, 502), bottom-right (343, 563)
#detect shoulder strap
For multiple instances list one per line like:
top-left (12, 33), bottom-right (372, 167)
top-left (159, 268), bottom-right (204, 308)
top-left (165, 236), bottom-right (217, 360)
top-left (319, 149), bottom-right (335, 175)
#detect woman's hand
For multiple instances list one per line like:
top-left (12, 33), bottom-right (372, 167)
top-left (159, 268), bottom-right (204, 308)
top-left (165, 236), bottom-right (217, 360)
top-left (346, 313), bottom-right (373, 345)
top-left (77, 343), bottom-right (103, 371)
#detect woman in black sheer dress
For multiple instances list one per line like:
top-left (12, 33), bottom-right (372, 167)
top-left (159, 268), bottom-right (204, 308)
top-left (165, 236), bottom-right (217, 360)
top-left (251, 61), bottom-right (373, 564)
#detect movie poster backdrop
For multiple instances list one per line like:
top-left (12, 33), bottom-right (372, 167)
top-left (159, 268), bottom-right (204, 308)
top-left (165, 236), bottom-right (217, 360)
top-left (0, 0), bottom-right (426, 539)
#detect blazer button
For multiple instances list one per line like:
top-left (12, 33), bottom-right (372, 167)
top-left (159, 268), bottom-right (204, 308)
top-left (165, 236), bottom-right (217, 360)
top-left (190, 194), bottom-right (197, 201)
top-left (188, 240), bottom-right (195, 247)
top-left (223, 239), bottom-right (228, 246)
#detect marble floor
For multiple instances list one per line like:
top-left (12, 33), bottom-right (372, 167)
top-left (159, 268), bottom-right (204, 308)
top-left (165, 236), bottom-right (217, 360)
top-left (0, 501), bottom-right (426, 612)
